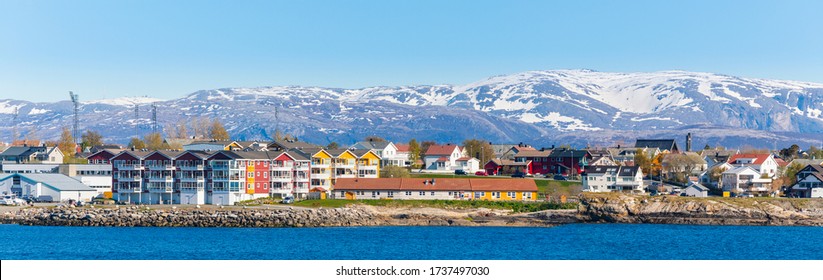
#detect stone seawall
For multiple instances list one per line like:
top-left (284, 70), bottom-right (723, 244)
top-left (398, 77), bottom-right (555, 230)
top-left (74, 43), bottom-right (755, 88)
top-left (3, 195), bottom-right (822, 227)
top-left (0, 205), bottom-right (580, 227)
top-left (578, 194), bottom-right (823, 226)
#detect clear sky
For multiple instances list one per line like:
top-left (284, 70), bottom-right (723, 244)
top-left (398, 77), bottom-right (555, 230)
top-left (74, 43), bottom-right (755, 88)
top-left (1, 0), bottom-right (821, 102)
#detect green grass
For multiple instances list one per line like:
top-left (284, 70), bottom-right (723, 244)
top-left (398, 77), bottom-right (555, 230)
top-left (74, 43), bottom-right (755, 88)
top-left (293, 199), bottom-right (577, 213)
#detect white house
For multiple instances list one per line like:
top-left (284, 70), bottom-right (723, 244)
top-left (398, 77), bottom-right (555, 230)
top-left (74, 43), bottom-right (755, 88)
top-left (454, 157), bottom-right (480, 173)
top-left (582, 166), bottom-right (644, 193)
top-left (0, 173), bottom-right (97, 202)
top-left (788, 165), bottom-right (823, 198)
top-left (683, 182), bottom-right (709, 197)
top-left (422, 144), bottom-right (465, 172)
top-left (727, 154), bottom-right (779, 178)
top-left (350, 141), bottom-right (407, 167)
top-left (721, 166), bottom-right (772, 195)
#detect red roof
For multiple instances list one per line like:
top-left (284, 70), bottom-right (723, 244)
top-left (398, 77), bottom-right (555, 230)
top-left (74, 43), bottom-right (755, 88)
top-left (436, 156), bottom-right (449, 162)
top-left (394, 144), bottom-right (410, 152)
top-left (775, 158), bottom-right (789, 167)
top-left (334, 178), bottom-right (537, 192)
top-left (728, 154), bottom-right (772, 165)
top-left (455, 157), bottom-right (473, 161)
top-left (425, 144), bottom-right (459, 156)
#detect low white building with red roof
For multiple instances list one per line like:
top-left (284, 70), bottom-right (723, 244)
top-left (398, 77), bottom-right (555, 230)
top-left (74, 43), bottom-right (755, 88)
top-left (334, 178), bottom-right (537, 201)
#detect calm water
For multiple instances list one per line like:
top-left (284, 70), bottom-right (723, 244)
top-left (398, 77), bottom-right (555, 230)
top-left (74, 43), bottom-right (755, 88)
top-left (1, 224), bottom-right (821, 260)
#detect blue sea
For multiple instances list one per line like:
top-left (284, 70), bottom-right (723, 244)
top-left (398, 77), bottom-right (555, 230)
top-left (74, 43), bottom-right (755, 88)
top-left (1, 224), bottom-right (821, 260)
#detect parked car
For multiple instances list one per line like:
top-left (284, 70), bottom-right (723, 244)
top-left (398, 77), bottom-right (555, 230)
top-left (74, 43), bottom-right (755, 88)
top-left (280, 196), bottom-right (295, 204)
top-left (553, 174), bottom-right (568, 181)
top-left (511, 172), bottom-right (526, 178)
top-left (474, 171), bottom-right (487, 176)
top-left (454, 170), bottom-right (467, 175)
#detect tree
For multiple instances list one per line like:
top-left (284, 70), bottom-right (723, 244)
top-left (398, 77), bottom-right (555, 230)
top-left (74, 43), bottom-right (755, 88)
top-left (708, 166), bottom-right (727, 186)
top-left (807, 146), bottom-right (823, 159)
top-left (57, 127), bottom-right (76, 161)
top-left (783, 162), bottom-right (805, 186)
top-left (191, 117), bottom-right (210, 139)
top-left (408, 139), bottom-right (421, 168)
top-left (779, 144), bottom-right (801, 160)
top-left (634, 148), bottom-right (651, 177)
top-left (364, 136), bottom-right (386, 142)
top-left (209, 119), bottom-right (230, 140)
top-left (462, 139), bottom-right (495, 165)
top-left (128, 137), bottom-right (146, 150)
top-left (420, 141), bottom-right (436, 160)
top-left (166, 120), bottom-right (189, 139)
top-left (327, 142), bottom-right (339, 150)
top-left (143, 132), bottom-right (168, 150)
top-left (379, 165), bottom-right (410, 178)
top-left (81, 130), bottom-right (103, 150)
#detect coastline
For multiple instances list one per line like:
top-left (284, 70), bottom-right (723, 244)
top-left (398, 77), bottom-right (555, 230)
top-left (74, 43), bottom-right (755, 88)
top-left (2, 194), bottom-right (823, 227)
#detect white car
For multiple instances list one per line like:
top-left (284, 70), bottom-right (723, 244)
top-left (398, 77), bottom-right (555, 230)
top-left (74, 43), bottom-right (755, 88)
top-left (1, 195), bottom-right (26, 205)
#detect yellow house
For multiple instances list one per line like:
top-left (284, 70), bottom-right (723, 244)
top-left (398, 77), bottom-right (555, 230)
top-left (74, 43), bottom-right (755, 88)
top-left (329, 149), bottom-right (358, 181)
top-left (352, 149), bottom-right (381, 178)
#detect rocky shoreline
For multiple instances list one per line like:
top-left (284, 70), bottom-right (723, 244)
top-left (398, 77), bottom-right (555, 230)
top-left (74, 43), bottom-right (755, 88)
top-left (2, 194), bottom-right (823, 227)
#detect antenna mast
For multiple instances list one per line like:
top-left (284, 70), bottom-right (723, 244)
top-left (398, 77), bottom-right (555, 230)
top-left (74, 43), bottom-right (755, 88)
top-left (151, 103), bottom-right (158, 133)
top-left (12, 107), bottom-right (19, 142)
top-left (69, 91), bottom-right (79, 145)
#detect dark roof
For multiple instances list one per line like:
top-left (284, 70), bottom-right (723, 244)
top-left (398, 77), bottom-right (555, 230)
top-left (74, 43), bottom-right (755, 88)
top-left (350, 149), bottom-right (380, 158)
top-left (350, 141), bottom-right (392, 150)
top-left (549, 149), bottom-right (590, 158)
top-left (0, 146), bottom-right (34, 157)
top-left (514, 150), bottom-right (552, 158)
top-left (583, 165), bottom-right (620, 174)
top-left (268, 139), bottom-right (321, 150)
top-left (635, 139), bottom-right (679, 152)
top-left (618, 166), bottom-right (640, 177)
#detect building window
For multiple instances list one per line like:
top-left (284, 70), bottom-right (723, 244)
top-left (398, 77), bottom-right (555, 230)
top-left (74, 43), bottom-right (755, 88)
top-left (474, 192), bottom-right (484, 198)
top-left (507, 192), bottom-right (515, 198)
top-left (263, 172), bottom-right (267, 178)
top-left (387, 191), bottom-right (394, 198)
top-left (430, 191), bottom-right (435, 196)
top-left (405, 191), bottom-right (412, 196)
top-left (419, 191), bottom-right (425, 196)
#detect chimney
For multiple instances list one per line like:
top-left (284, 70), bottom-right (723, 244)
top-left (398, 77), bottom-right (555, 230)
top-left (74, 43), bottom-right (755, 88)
top-left (686, 132), bottom-right (692, 152)
top-left (423, 180), bottom-right (428, 185)
top-left (617, 145), bottom-right (621, 149)
top-left (431, 178), bottom-right (435, 185)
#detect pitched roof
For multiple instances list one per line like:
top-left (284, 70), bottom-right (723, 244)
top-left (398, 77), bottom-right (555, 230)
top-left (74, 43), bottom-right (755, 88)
top-left (424, 144), bottom-right (459, 156)
top-left (435, 156), bottom-right (449, 162)
top-left (583, 165), bottom-right (620, 174)
top-left (350, 141), bottom-right (392, 150)
top-left (687, 182), bottom-right (709, 191)
top-left (549, 149), bottom-right (590, 158)
top-left (635, 139), bottom-right (679, 152)
top-left (0, 146), bottom-right (34, 157)
top-left (350, 149), bottom-right (381, 158)
top-left (1, 173), bottom-right (95, 192)
top-left (394, 144), bottom-right (410, 152)
top-left (268, 139), bottom-right (321, 150)
top-left (334, 178), bottom-right (537, 192)
top-left (723, 166), bottom-right (759, 174)
top-left (487, 159), bottom-right (531, 166)
top-left (727, 154), bottom-right (772, 165)
top-left (514, 150), bottom-right (552, 158)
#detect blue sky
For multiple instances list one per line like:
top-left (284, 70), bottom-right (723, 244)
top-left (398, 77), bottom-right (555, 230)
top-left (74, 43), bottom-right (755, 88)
top-left (1, 0), bottom-right (821, 102)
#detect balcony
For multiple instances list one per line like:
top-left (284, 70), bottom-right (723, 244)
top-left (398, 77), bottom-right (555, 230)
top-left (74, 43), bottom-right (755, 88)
top-left (147, 177), bottom-right (174, 183)
top-left (271, 164), bottom-right (294, 171)
top-left (271, 177), bottom-right (293, 182)
top-left (116, 165), bottom-right (144, 170)
top-left (117, 187), bottom-right (142, 193)
top-left (179, 164), bottom-right (205, 171)
top-left (148, 186), bottom-right (173, 193)
top-left (146, 164), bottom-right (175, 171)
top-left (117, 176), bottom-right (142, 182)
top-left (179, 176), bottom-right (205, 182)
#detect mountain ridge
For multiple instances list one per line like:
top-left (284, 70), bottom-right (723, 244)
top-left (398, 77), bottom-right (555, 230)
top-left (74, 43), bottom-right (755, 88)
top-left (1, 70), bottom-right (822, 148)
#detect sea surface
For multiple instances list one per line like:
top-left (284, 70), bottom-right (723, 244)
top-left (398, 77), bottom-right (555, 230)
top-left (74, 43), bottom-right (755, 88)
top-left (1, 224), bottom-right (821, 260)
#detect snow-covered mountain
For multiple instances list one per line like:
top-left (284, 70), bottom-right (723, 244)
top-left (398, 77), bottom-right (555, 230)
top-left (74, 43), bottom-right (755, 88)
top-left (1, 70), bottom-right (822, 148)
